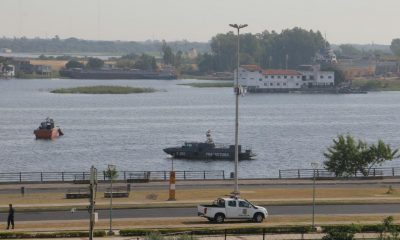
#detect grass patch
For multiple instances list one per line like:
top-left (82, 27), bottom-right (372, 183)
top-left (51, 85), bottom-right (156, 94)
top-left (6, 215), bottom-right (400, 232)
top-left (179, 82), bottom-right (233, 88)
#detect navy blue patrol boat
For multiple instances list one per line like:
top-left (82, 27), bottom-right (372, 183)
top-left (163, 130), bottom-right (255, 160)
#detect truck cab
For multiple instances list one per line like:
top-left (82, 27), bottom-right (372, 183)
top-left (197, 197), bottom-right (268, 223)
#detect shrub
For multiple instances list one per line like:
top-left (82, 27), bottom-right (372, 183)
top-left (145, 232), bottom-right (164, 240)
top-left (322, 230), bottom-right (355, 240)
top-left (0, 231), bottom-right (106, 239)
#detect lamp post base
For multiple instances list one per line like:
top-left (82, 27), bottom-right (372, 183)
top-left (108, 230), bottom-right (114, 236)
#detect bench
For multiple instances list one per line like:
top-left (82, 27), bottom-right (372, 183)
top-left (104, 186), bottom-right (130, 198)
top-left (65, 188), bottom-right (90, 199)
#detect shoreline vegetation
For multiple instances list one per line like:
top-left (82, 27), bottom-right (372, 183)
top-left (351, 78), bottom-right (400, 91)
top-left (50, 85), bottom-right (157, 94)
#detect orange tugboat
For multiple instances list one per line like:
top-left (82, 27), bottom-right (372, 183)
top-left (34, 118), bottom-right (64, 139)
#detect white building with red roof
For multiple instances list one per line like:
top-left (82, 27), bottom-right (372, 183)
top-left (237, 65), bottom-right (334, 92)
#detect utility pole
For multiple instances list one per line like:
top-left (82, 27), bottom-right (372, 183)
top-left (89, 166), bottom-right (98, 240)
top-left (311, 162), bottom-right (319, 230)
top-left (107, 164), bottom-right (116, 235)
top-left (229, 23), bottom-right (248, 196)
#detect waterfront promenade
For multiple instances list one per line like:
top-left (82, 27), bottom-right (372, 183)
top-left (0, 178), bottom-right (398, 228)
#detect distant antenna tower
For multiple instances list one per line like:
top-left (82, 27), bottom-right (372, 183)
top-left (268, 56), bottom-right (272, 68)
top-left (285, 54), bottom-right (289, 69)
top-left (18, 0), bottom-right (22, 37)
top-left (97, 0), bottom-right (101, 40)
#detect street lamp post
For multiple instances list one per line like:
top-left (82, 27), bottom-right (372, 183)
top-left (229, 23), bottom-right (248, 196)
top-left (311, 162), bottom-right (319, 230)
top-left (107, 164), bottom-right (116, 235)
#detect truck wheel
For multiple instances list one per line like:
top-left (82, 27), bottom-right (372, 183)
top-left (214, 213), bottom-right (225, 223)
top-left (253, 213), bottom-right (264, 223)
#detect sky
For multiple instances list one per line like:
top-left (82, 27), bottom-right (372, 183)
top-left (1, 0), bottom-right (399, 45)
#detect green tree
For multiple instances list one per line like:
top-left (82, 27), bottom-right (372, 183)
top-left (197, 53), bottom-right (215, 73)
top-left (86, 57), bottom-right (104, 69)
top-left (361, 140), bottom-right (399, 176)
top-left (104, 167), bottom-right (118, 180)
top-left (65, 59), bottom-right (84, 69)
top-left (390, 39), bottom-right (400, 57)
top-left (115, 59), bottom-right (135, 69)
top-left (324, 135), bottom-right (398, 177)
top-left (338, 44), bottom-right (362, 58)
top-left (133, 54), bottom-right (157, 70)
top-left (323, 135), bottom-right (366, 177)
top-left (162, 40), bottom-right (174, 65)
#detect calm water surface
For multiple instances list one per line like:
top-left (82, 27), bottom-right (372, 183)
top-left (1, 79), bottom-right (400, 177)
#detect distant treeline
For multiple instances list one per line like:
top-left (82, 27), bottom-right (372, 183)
top-left (0, 36), bottom-right (210, 54)
top-left (197, 27), bottom-right (327, 72)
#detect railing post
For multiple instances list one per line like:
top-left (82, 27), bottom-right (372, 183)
top-left (373, 168), bottom-right (376, 176)
top-left (223, 170), bottom-right (225, 180)
top-left (298, 169), bottom-right (300, 178)
top-left (355, 170), bottom-right (357, 177)
top-left (184, 171), bottom-right (186, 180)
top-left (62, 172), bottom-right (64, 182)
top-left (263, 228), bottom-right (265, 240)
top-left (124, 171), bottom-right (126, 180)
top-left (19, 172), bottom-right (22, 182)
top-left (164, 171), bottom-right (167, 180)
top-left (279, 170), bottom-right (282, 179)
top-left (40, 172), bottom-right (43, 182)
top-left (83, 172), bottom-right (85, 180)
top-left (393, 167), bottom-right (395, 177)
top-left (317, 169), bottom-right (319, 178)
top-left (203, 171), bottom-right (206, 179)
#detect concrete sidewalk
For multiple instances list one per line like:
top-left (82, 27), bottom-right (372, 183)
top-left (0, 232), bottom-right (381, 240)
top-left (0, 178), bottom-right (399, 191)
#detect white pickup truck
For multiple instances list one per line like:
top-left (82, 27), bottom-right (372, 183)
top-left (197, 197), bottom-right (268, 223)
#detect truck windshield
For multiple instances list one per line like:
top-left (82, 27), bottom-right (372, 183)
top-left (244, 199), bottom-right (257, 208)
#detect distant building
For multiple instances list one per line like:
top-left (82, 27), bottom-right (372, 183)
top-left (0, 48), bottom-right (12, 53)
top-left (0, 63), bottom-right (15, 78)
top-left (185, 48), bottom-right (198, 59)
top-left (11, 59), bottom-right (35, 74)
top-left (336, 59), bottom-right (376, 78)
top-left (314, 46), bottom-right (337, 64)
top-left (375, 61), bottom-right (399, 76)
top-left (237, 65), bottom-right (334, 92)
top-left (34, 65), bottom-right (52, 75)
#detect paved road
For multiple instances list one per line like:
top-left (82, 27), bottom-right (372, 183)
top-left (2, 204), bottom-right (399, 221)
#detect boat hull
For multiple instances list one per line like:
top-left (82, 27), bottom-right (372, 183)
top-left (163, 146), bottom-right (255, 160)
top-left (34, 128), bottom-right (62, 139)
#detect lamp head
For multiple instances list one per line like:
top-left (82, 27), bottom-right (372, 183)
top-left (229, 24), bottom-right (239, 29)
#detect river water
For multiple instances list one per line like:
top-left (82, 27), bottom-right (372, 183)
top-left (1, 79), bottom-right (400, 178)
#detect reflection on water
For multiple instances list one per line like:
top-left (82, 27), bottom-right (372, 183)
top-left (1, 78), bottom-right (400, 177)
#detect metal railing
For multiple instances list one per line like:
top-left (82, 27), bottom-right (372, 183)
top-left (278, 167), bottom-right (400, 179)
top-left (0, 170), bottom-right (225, 183)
